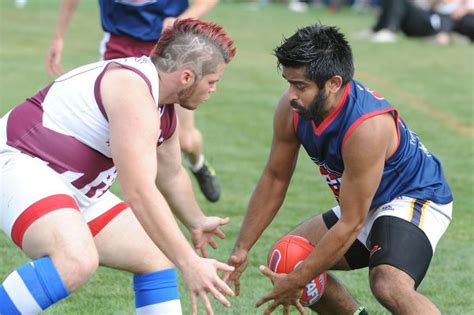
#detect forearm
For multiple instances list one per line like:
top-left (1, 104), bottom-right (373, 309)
top-left (156, 166), bottom-right (205, 229)
top-left (179, 0), bottom-right (219, 19)
top-left (125, 184), bottom-right (198, 268)
top-left (53, 0), bottom-right (80, 40)
top-left (292, 219), bottom-right (361, 287)
top-left (233, 171), bottom-right (289, 253)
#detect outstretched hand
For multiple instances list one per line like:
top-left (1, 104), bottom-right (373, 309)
top-left (181, 256), bottom-right (235, 315)
top-left (190, 216), bottom-right (229, 258)
top-left (255, 265), bottom-right (307, 315)
top-left (222, 248), bottom-right (249, 296)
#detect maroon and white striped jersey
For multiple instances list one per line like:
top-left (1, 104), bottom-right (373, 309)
top-left (0, 56), bottom-right (176, 200)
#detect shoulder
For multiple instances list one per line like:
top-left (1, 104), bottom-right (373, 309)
top-left (342, 112), bottom-right (396, 162)
top-left (273, 92), bottom-right (298, 143)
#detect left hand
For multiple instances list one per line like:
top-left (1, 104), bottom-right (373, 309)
top-left (255, 265), bottom-right (307, 315)
top-left (190, 216), bottom-right (229, 257)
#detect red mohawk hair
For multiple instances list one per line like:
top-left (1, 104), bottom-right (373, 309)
top-left (150, 18), bottom-right (236, 64)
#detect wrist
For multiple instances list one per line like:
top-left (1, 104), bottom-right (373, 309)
top-left (186, 213), bottom-right (206, 230)
top-left (174, 250), bottom-right (200, 269)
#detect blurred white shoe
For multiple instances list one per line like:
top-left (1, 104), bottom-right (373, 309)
top-left (371, 29), bottom-right (398, 43)
top-left (353, 29), bottom-right (374, 40)
top-left (15, 0), bottom-right (27, 8)
top-left (288, 0), bottom-right (308, 13)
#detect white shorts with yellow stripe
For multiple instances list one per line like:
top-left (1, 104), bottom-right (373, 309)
top-left (332, 196), bottom-right (453, 252)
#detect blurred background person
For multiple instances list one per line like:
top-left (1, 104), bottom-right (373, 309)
top-left (46, 0), bottom-right (223, 203)
top-left (355, 0), bottom-right (473, 43)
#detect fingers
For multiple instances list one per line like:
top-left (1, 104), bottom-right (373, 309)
top-left (255, 292), bottom-right (273, 308)
top-left (262, 302), bottom-right (279, 315)
top-left (215, 228), bottom-right (225, 240)
top-left (208, 238), bottom-right (218, 249)
top-left (215, 276), bottom-right (235, 297)
top-left (234, 277), bottom-right (241, 296)
top-left (200, 292), bottom-right (214, 315)
top-left (214, 260), bottom-right (235, 273)
top-left (295, 301), bottom-right (307, 315)
top-left (219, 216), bottom-right (230, 226)
top-left (191, 293), bottom-right (198, 315)
top-left (283, 304), bottom-right (290, 315)
top-left (200, 245), bottom-right (209, 258)
top-left (209, 285), bottom-right (231, 308)
top-left (259, 265), bottom-right (276, 280)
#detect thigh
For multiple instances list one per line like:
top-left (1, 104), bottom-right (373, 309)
top-left (0, 153), bottom-right (86, 250)
top-left (366, 197), bottom-right (452, 288)
top-left (286, 209), bottom-right (366, 270)
top-left (93, 208), bottom-right (173, 274)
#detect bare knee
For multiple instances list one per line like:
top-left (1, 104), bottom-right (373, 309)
top-left (53, 245), bottom-right (99, 292)
top-left (179, 126), bottom-right (202, 156)
top-left (370, 265), bottom-right (414, 310)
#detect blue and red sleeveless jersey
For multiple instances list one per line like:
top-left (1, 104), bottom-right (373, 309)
top-left (98, 0), bottom-right (188, 41)
top-left (293, 80), bottom-right (452, 208)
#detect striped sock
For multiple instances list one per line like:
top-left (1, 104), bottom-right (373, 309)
top-left (0, 256), bottom-right (69, 314)
top-left (134, 268), bottom-right (182, 315)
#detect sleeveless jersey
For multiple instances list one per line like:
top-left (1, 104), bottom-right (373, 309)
top-left (293, 80), bottom-right (452, 208)
top-left (99, 0), bottom-right (188, 41)
top-left (0, 56), bottom-right (177, 201)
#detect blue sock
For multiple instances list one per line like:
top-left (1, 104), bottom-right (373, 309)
top-left (0, 256), bottom-right (69, 314)
top-left (134, 268), bottom-right (182, 314)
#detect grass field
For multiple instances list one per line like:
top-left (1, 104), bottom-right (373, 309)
top-left (1, 1), bottom-right (473, 314)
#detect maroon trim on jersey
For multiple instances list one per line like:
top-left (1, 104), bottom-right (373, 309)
top-left (341, 108), bottom-right (399, 158)
top-left (94, 61), bottom-right (154, 121)
top-left (312, 83), bottom-right (351, 136)
top-left (158, 104), bottom-right (177, 145)
top-left (88, 202), bottom-right (129, 236)
top-left (6, 99), bottom-right (115, 195)
top-left (27, 83), bottom-right (53, 107)
top-left (11, 194), bottom-right (79, 248)
top-left (293, 109), bottom-right (299, 133)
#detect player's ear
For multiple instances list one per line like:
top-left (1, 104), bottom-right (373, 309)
top-left (325, 75), bottom-right (343, 93)
top-left (181, 69), bottom-right (196, 87)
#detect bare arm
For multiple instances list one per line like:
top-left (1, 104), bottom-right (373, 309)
top-left (101, 67), bottom-right (234, 314)
top-left (224, 94), bottom-right (301, 294)
top-left (156, 126), bottom-right (229, 257)
top-left (46, 0), bottom-right (81, 76)
top-left (290, 113), bottom-right (397, 287)
top-left (102, 68), bottom-right (196, 267)
top-left (234, 96), bottom-right (300, 253)
top-left (162, 0), bottom-right (219, 32)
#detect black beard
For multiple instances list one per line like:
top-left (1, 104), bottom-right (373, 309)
top-left (290, 89), bottom-right (328, 125)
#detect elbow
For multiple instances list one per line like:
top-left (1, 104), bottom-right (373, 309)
top-left (121, 185), bottom-right (151, 213)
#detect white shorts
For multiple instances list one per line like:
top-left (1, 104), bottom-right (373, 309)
top-left (331, 196), bottom-right (453, 252)
top-left (0, 152), bottom-right (128, 248)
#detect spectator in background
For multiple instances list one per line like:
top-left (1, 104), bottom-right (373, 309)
top-left (356, 0), bottom-right (474, 44)
top-left (46, 0), bottom-right (223, 203)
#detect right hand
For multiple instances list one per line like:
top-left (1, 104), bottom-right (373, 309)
top-left (222, 248), bottom-right (249, 296)
top-left (181, 256), bottom-right (235, 315)
top-left (46, 38), bottom-right (64, 76)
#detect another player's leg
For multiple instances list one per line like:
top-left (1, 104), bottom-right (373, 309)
top-left (0, 154), bottom-right (98, 314)
top-left (91, 204), bottom-right (182, 314)
top-left (367, 197), bottom-right (452, 314)
top-left (176, 106), bottom-right (221, 202)
top-left (284, 210), bottom-right (369, 314)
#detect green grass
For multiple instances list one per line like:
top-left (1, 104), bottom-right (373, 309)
top-left (1, 1), bottom-right (473, 314)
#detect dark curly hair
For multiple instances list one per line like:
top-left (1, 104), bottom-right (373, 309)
top-left (274, 24), bottom-right (354, 89)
